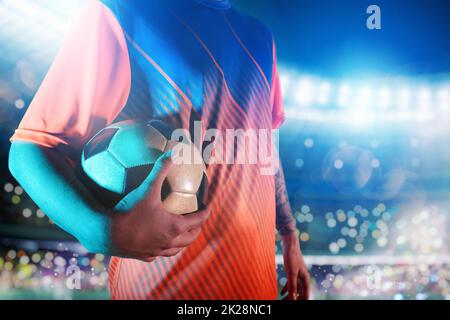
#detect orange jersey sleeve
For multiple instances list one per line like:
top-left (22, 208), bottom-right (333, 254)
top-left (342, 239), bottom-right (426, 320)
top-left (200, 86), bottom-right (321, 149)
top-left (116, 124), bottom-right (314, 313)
top-left (270, 41), bottom-right (285, 130)
top-left (10, 0), bottom-right (131, 155)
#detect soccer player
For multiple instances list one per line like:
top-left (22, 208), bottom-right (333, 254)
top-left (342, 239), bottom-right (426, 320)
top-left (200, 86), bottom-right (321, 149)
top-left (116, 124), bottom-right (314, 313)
top-left (9, 0), bottom-right (309, 300)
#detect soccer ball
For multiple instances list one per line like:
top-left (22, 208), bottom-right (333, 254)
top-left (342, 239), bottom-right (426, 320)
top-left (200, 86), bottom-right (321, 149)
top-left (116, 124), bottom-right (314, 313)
top-left (81, 120), bottom-right (207, 215)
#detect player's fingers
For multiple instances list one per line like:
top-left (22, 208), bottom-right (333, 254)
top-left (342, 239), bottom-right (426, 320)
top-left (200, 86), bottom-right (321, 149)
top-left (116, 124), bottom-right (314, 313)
top-left (297, 276), bottom-right (305, 300)
top-left (158, 247), bottom-right (183, 257)
top-left (288, 272), bottom-right (299, 300)
top-left (114, 152), bottom-right (173, 212)
top-left (170, 205), bottom-right (211, 234)
top-left (305, 280), bottom-right (311, 300)
top-left (169, 227), bottom-right (202, 248)
top-left (298, 272), bottom-right (310, 300)
top-left (118, 250), bottom-right (155, 262)
top-left (299, 273), bottom-right (310, 300)
top-left (150, 151), bottom-right (174, 193)
top-left (142, 256), bottom-right (156, 263)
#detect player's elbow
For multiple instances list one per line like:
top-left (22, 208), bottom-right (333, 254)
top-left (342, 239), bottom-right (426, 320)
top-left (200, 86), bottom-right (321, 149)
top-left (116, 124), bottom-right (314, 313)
top-left (9, 142), bottom-right (22, 181)
top-left (8, 141), bottom-right (34, 183)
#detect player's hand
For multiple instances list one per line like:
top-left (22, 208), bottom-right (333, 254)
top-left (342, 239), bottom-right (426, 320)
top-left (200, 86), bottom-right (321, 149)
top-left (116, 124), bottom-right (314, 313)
top-left (280, 232), bottom-right (310, 300)
top-left (109, 151), bottom-right (210, 262)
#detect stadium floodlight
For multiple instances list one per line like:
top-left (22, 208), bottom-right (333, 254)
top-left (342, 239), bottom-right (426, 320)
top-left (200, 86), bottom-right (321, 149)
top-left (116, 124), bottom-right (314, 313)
top-left (378, 87), bottom-right (391, 109)
top-left (294, 77), bottom-right (315, 106)
top-left (337, 84), bottom-right (351, 107)
top-left (0, 0), bottom-right (84, 49)
top-left (2, 0), bottom-right (68, 32)
top-left (398, 87), bottom-right (411, 110)
top-left (347, 108), bottom-right (375, 126)
top-left (281, 70), bottom-right (449, 121)
top-left (437, 87), bottom-right (449, 111)
top-left (317, 81), bottom-right (332, 105)
top-left (279, 72), bottom-right (293, 97)
top-left (355, 86), bottom-right (372, 109)
top-left (418, 87), bottom-right (432, 110)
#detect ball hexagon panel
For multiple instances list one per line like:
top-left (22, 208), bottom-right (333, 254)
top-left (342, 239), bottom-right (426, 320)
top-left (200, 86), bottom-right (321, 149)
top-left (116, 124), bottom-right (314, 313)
top-left (196, 173), bottom-right (208, 210)
top-left (165, 163), bottom-right (205, 194)
top-left (164, 140), bottom-right (206, 194)
top-left (83, 127), bottom-right (118, 159)
top-left (108, 124), bottom-right (166, 168)
top-left (148, 120), bottom-right (173, 140)
top-left (162, 191), bottom-right (199, 215)
top-left (124, 164), bottom-right (154, 194)
top-left (82, 150), bottom-right (127, 194)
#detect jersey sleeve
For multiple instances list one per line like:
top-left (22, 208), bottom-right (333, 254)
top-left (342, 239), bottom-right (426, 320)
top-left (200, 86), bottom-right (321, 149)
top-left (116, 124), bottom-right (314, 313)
top-left (10, 0), bottom-right (131, 156)
top-left (270, 41), bottom-right (285, 130)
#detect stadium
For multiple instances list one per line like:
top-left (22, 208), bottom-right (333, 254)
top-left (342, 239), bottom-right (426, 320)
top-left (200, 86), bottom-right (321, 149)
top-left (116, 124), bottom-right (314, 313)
top-left (0, 0), bottom-right (449, 300)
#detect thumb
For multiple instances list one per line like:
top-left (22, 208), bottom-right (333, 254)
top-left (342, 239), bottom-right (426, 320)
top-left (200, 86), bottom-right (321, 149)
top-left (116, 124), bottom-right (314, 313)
top-left (288, 272), bottom-right (298, 300)
top-left (114, 151), bottom-right (173, 212)
top-left (149, 150), bottom-right (174, 193)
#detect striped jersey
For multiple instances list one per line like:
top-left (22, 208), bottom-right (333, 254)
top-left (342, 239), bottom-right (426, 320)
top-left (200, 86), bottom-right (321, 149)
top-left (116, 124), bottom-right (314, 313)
top-left (11, 0), bottom-right (285, 299)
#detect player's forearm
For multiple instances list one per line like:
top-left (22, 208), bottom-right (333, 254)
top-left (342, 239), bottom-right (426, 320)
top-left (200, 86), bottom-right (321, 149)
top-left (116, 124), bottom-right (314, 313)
top-left (8, 141), bottom-right (111, 253)
top-left (275, 163), bottom-right (297, 235)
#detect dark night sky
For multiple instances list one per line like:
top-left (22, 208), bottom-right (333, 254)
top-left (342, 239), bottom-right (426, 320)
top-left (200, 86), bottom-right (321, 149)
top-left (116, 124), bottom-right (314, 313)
top-left (233, 0), bottom-right (450, 77)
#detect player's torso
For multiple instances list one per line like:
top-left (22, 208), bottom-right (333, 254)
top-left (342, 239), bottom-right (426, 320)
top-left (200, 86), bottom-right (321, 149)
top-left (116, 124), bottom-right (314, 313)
top-left (105, 0), bottom-right (275, 130)
top-left (101, 0), bottom-right (278, 299)
top-left (106, 0), bottom-right (278, 228)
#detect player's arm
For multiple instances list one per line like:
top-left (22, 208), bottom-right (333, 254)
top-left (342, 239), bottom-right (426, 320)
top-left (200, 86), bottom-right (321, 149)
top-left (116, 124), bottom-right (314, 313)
top-left (275, 164), bottom-right (310, 300)
top-left (9, 142), bottom-right (110, 252)
top-left (275, 163), bottom-right (296, 235)
top-left (270, 38), bottom-right (310, 299)
top-left (9, 142), bottom-right (209, 260)
top-left (8, 0), bottom-right (209, 261)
